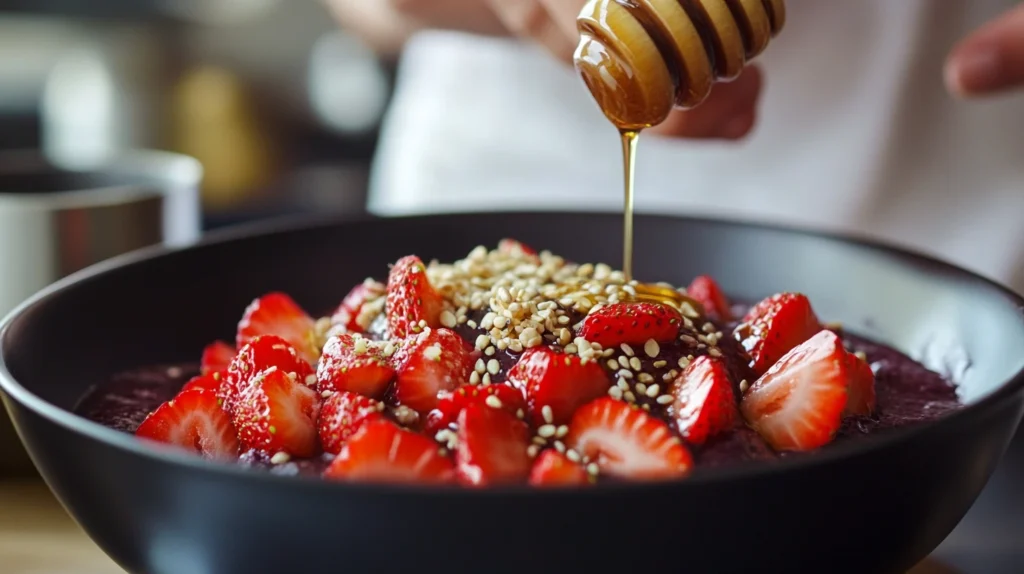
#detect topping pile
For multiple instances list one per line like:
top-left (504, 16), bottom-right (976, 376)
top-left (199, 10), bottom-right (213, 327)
top-left (135, 240), bottom-right (877, 487)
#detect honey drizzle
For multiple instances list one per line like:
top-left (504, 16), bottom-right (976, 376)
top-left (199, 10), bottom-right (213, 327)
top-left (620, 129), bottom-right (639, 282)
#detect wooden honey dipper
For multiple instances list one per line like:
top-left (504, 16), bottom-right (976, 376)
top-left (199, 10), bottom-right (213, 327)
top-left (574, 0), bottom-right (787, 131)
top-left (572, 0), bottom-right (786, 294)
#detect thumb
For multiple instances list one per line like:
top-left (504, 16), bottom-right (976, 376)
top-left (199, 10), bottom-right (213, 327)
top-left (945, 4), bottom-right (1024, 97)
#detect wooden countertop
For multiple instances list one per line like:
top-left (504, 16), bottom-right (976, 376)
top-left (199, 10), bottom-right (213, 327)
top-left (0, 479), bottom-right (969, 574)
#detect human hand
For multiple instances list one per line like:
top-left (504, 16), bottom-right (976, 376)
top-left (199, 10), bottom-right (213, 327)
top-left (945, 3), bottom-right (1024, 97)
top-left (484, 0), bottom-right (763, 140)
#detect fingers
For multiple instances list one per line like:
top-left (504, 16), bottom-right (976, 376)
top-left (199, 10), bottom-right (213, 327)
top-left (485, 0), bottom-right (585, 62)
top-left (945, 3), bottom-right (1024, 97)
top-left (647, 65), bottom-right (764, 140)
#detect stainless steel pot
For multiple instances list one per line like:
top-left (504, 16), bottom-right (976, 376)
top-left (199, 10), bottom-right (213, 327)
top-left (0, 149), bottom-right (202, 476)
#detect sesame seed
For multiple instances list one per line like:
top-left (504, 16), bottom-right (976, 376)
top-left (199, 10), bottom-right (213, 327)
top-left (542, 405), bottom-right (554, 424)
top-left (556, 425), bottom-right (569, 438)
top-left (629, 357), bottom-right (643, 371)
top-left (527, 445), bottom-right (540, 458)
top-left (617, 356), bottom-right (630, 369)
top-left (532, 436), bottom-right (548, 446)
top-left (607, 359), bottom-right (620, 370)
top-left (469, 371), bottom-right (481, 385)
top-left (475, 334), bottom-right (490, 350)
top-left (620, 343), bottom-right (635, 357)
top-left (678, 357), bottom-right (691, 370)
top-left (646, 384), bottom-right (660, 398)
top-left (440, 310), bottom-right (457, 328)
top-left (617, 379), bottom-right (630, 391)
top-left (305, 374), bottom-right (317, 387)
top-left (516, 408), bottom-right (525, 419)
top-left (644, 339), bottom-right (660, 358)
top-left (617, 369), bottom-right (634, 379)
top-left (487, 359), bottom-right (500, 375)
top-left (739, 379), bottom-right (750, 393)
top-left (638, 373), bottom-right (654, 384)
top-left (653, 360), bottom-right (668, 369)
top-left (624, 391), bottom-right (636, 403)
top-left (538, 424), bottom-right (557, 438)
top-left (321, 390), bottom-right (333, 398)
top-left (554, 441), bottom-right (566, 453)
top-left (708, 347), bottom-right (723, 358)
top-left (681, 335), bottom-right (698, 345)
top-left (482, 373), bottom-right (492, 385)
top-left (475, 359), bottom-right (486, 374)
top-left (270, 452), bottom-right (291, 465)
top-left (485, 395), bottom-right (503, 409)
top-left (656, 394), bottom-right (674, 405)
top-left (564, 343), bottom-right (578, 354)
top-left (587, 463), bottom-right (600, 476)
top-left (635, 382), bottom-right (647, 395)
top-left (423, 343), bottom-right (442, 361)
top-left (566, 449), bottom-right (581, 463)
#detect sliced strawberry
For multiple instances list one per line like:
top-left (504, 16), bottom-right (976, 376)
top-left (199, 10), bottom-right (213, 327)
top-left (181, 372), bottom-right (224, 394)
top-left (386, 255), bottom-right (446, 339)
top-left (566, 398), bottom-right (693, 480)
top-left (220, 335), bottom-right (315, 416)
top-left (317, 334), bottom-right (395, 399)
top-left (733, 292), bottom-right (821, 376)
top-left (528, 450), bottom-right (592, 487)
top-left (498, 238), bottom-right (539, 260)
top-left (331, 279), bottom-right (386, 334)
top-left (424, 383), bottom-right (527, 435)
top-left (317, 391), bottom-right (386, 455)
top-left (237, 292), bottom-right (318, 364)
top-left (392, 328), bottom-right (474, 413)
top-left (578, 302), bottom-right (682, 348)
top-left (136, 388), bottom-right (239, 460)
top-left (687, 275), bottom-right (733, 321)
top-left (844, 353), bottom-right (877, 417)
top-left (508, 347), bottom-right (610, 427)
top-left (200, 340), bottom-right (236, 375)
top-left (323, 420), bottom-right (455, 484)
top-left (740, 329), bottom-right (851, 451)
top-left (669, 356), bottom-right (738, 445)
top-left (233, 367), bottom-right (321, 457)
top-left (455, 404), bottom-right (532, 487)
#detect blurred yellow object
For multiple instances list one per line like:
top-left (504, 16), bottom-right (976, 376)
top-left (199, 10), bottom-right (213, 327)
top-left (170, 65), bottom-right (277, 212)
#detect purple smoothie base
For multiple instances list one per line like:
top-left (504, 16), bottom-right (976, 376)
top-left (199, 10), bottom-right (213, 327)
top-left (74, 323), bottom-right (962, 479)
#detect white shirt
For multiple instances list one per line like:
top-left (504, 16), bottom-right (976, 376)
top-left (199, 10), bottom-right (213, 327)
top-left (367, 0), bottom-right (1024, 292)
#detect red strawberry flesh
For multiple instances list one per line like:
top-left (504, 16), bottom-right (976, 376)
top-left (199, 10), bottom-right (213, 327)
top-left (237, 293), bottom-right (318, 364)
top-left (566, 398), bottom-right (693, 480)
top-left (528, 449), bottom-right (592, 487)
top-left (687, 275), bottom-right (733, 321)
top-left (734, 292), bottom-right (821, 375)
top-left (386, 255), bottom-right (445, 339)
top-left (200, 340), bottom-right (236, 375)
top-left (324, 420), bottom-right (455, 484)
top-left (317, 334), bottom-right (395, 399)
top-left (424, 383), bottom-right (527, 435)
top-left (455, 404), bottom-right (532, 487)
top-left (508, 347), bottom-right (610, 427)
top-left (578, 302), bottom-right (682, 348)
top-left (670, 355), bottom-right (738, 445)
top-left (233, 367), bottom-right (321, 458)
top-left (317, 391), bottom-right (386, 455)
top-left (136, 388), bottom-right (239, 460)
top-left (740, 329), bottom-right (851, 451)
top-left (220, 335), bottom-right (314, 416)
top-left (392, 328), bottom-right (475, 413)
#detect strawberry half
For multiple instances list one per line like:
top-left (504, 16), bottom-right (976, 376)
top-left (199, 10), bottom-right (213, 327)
top-left (220, 335), bottom-right (315, 416)
top-left (233, 367), bottom-right (321, 457)
top-left (498, 238), bottom-right (539, 261)
top-left (687, 275), bottom-right (733, 321)
top-left (669, 356), bottom-right (738, 445)
top-left (392, 328), bottom-right (475, 413)
top-left (733, 292), bottom-right (821, 376)
top-left (455, 404), bottom-right (532, 487)
top-left (844, 353), bottom-right (877, 417)
top-left (135, 388), bottom-right (239, 460)
top-left (507, 347), bottom-right (610, 427)
top-left (323, 420), bottom-right (455, 484)
top-left (317, 391), bottom-right (386, 455)
top-left (528, 450), bottom-right (592, 487)
top-left (386, 255), bottom-right (445, 339)
top-left (181, 372), bottom-right (224, 394)
top-left (237, 292), bottom-right (319, 364)
top-left (566, 398), bottom-right (693, 480)
top-left (578, 302), bottom-right (682, 348)
top-left (740, 329), bottom-right (851, 451)
top-left (317, 334), bottom-right (395, 399)
top-left (424, 383), bottom-right (527, 435)
top-left (331, 279), bottom-right (386, 334)
top-left (200, 340), bottom-right (236, 375)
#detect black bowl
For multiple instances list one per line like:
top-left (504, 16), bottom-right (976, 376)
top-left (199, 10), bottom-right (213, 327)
top-left (2, 212), bottom-right (1023, 574)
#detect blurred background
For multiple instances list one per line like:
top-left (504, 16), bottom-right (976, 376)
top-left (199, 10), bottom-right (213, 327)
top-left (0, 0), bottom-right (389, 228)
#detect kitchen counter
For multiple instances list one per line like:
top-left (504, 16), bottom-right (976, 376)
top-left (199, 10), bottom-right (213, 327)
top-left (2, 427), bottom-right (1021, 573)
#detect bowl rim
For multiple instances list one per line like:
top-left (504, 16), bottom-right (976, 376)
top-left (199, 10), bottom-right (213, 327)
top-left (2, 210), bottom-right (1023, 497)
